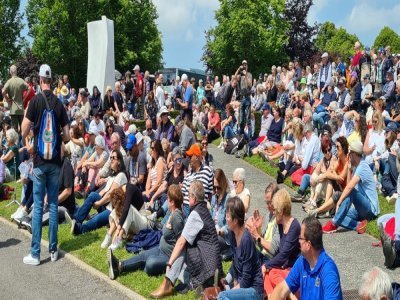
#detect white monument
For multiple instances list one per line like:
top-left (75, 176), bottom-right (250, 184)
top-left (87, 16), bottom-right (115, 96)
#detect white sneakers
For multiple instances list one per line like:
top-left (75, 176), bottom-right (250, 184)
top-left (11, 206), bottom-right (28, 220)
top-left (101, 233), bottom-right (112, 249)
top-left (109, 237), bottom-right (122, 251)
top-left (23, 254), bottom-right (40, 266)
top-left (50, 251), bottom-right (58, 262)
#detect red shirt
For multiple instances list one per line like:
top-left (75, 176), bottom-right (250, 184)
top-left (23, 84), bottom-right (35, 109)
top-left (135, 73), bottom-right (144, 98)
top-left (351, 51), bottom-right (362, 67)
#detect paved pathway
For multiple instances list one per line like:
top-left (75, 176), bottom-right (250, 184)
top-left (0, 220), bottom-right (129, 300)
top-left (209, 145), bottom-right (400, 290)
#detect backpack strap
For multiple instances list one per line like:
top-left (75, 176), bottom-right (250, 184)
top-left (41, 91), bottom-right (50, 111)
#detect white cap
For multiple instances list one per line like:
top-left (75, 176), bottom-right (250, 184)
top-left (349, 140), bottom-right (363, 154)
top-left (135, 132), bottom-right (144, 144)
top-left (242, 60), bottom-right (247, 64)
top-left (321, 52), bottom-right (329, 59)
top-left (133, 65), bottom-right (140, 71)
top-left (39, 64), bottom-right (52, 78)
top-left (159, 106), bottom-right (169, 115)
top-left (181, 73), bottom-right (188, 84)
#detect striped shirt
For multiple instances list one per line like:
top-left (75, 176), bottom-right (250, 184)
top-left (182, 164), bottom-right (214, 205)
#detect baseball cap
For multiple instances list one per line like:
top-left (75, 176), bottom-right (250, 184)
top-left (79, 88), bottom-right (88, 97)
top-left (262, 103), bottom-right (271, 111)
top-left (159, 106), bottom-right (169, 115)
top-left (181, 74), bottom-right (188, 84)
top-left (321, 52), bottom-right (329, 59)
top-left (186, 143), bottom-right (201, 157)
top-left (133, 65), bottom-right (140, 71)
top-left (349, 140), bottom-right (363, 154)
top-left (39, 64), bottom-right (52, 78)
top-left (126, 133), bottom-right (137, 151)
top-left (135, 132), bottom-right (144, 144)
top-left (242, 60), bottom-right (248, 64)
top-left (385, 122), bottom-right (398, 133)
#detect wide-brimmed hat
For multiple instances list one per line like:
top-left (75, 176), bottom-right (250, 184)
top-left (61, 85), bottom-right (69, 97)
top-left (349, 140), bottom-right (363, 154)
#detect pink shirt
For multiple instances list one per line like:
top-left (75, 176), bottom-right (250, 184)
top-left (208, 112), bottom-right (221, 132)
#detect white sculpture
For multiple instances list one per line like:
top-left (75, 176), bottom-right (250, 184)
top-left (87, 16), bottom-right (115, 97)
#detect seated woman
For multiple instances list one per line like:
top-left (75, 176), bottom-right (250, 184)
top-left (207, 105), bottom-right (221, 143)
top-left (70, 150), bottom-right (127, 235)
top-left (65, 125), bottom-right (84, 171)
top-left (107, 184), bottom-right (184, 278)
top-left (302, 136), bottom-right (337, 212)
top-left (144, 140), bottom-right (167, 208)
top-left (263, 189), bottom-right (300, 299)
top-left (78, 135), bottom-right (109, 193)
top-left (230, 168), bottom-right (250, 214)
top-left (0, 128), bottom-right (20, 183)
top-left (218, 196), bottom-right (264, 300)
top-left (307, 136), bottom-right (349, 217)
top-left (211, 169), bottom-right (231, 260)
top-left (219, 103), bottom-right (237, 149)
top-left (246, 183), bottom-right (280, 261)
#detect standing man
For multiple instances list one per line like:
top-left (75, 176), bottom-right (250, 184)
top-left (124, 71), bottom-right (134, 116)
top-left (134, 65), bottom-right (144, 119)
top-left (2, 65), bottom-right (29, 129)
top-left (318, 53), bottom-right (332, 95)
top-left (235, 60), bottom-right (252, 136)
top-left (21, 64), bottom-right (70, 265)
top-left (176, 74), bottom-right (193, 122)
top-left (271, 216), bottom-right (343, 300)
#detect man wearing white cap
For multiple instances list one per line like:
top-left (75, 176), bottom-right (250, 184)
top-left (234, 59), bottom-right (252, 135)
top-left (322, 140), bottom-right (379, 234)
top-left (21, 64), bottom-right (70, 265)
top-left (176, 73), bottom-right (193, 122)
top-left (317, 52), bottom-right (332, 94)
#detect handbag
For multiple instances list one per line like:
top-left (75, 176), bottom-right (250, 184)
top-left (203, 269), bottom-right (221, 300)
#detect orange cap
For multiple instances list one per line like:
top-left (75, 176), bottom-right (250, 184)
top-left (186, 143), bottom-right (201, 157)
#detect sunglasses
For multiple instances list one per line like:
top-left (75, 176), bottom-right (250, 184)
top-left (201, 142), bottom-right (208, 146)
top-left (233, 180), bottom-right (241, 185)
top-left (107, 125), bottom-right (113, 128)
top-left (174, 158), bottom-right (182, 164)
top-left (323, 148), bottom-right (331, 154)
top-left (146, 128), bottom-right (152, 131)
top-left (110, 156), bottom-right (118, 161)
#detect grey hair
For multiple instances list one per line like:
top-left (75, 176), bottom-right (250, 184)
top-left (172, 147), bottom-right (183, 158)
top-left (359, 267), bottom-right (393, 300)
top-left (115, 81), bottom-right (120, 88)
top-left (189, 180), bottom-right (205, 202)
top-left (304, 123), bottom-right (314, 133)
top-left (9, 65), bottom-right (17, 76)
top-left (111, 132), bottom-right (120, 142)
top-left (176, 120), bottom-right (185, 129)
top-left (6, 128), bottom-right (18, 144)
top-left (233, 168), bottom-right (246, 181)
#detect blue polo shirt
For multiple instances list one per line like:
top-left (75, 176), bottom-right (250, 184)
top-left (285, 249), bottom-right (343, 300)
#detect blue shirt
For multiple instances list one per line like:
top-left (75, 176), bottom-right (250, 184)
top-left (184, 85), bottom-right (193, 109)
top-left (354, 160), bottom-right (380, 216)
top-left (286, 249), bottom-right (342, 300)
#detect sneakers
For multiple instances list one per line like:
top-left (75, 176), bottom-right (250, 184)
top-left (21, 218), bottom-right (32, 234)
top-left (108, 249), bottom-right (120, 280)
top-left (356, 220), bottom-right (368, 234)
top-left (70, 219), bottom-right (77, 235)
top-left (291, 192), bottom-right (304, 202)
top-left (386, 193), bottom-right (398, 205)
top-left (11, 206), bottom-right (22, 220)
top-left (13, 207), bottom-right (28, 220)
top-left (23, 254), bottom-right (40, 266)
top-left (109, 237), bottom-right (122, 250)
top-left (277, 171), bottom-right (284, 184)
top-left (379, 224), bottom-right (397, 268)
top-left (101, 233), bottom-right (112, 249)
top-left (64, 211), bottom-right (72, 225)
top-left (322, 220), bottom-right (338, 234)
top-left (50, 250), bottom-right (58, 262)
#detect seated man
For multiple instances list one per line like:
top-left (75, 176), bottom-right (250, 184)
top-left (322, 140), bottom-right (379, 234)
top-left (150, 180), bottom-right (222, 298)
top-left (270, 216), bottom-right (342, 300)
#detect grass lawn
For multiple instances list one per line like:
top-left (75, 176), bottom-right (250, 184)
top-left (0, 183), bottom-right (230, 299)
top-left (211, 136), bottom-right (395, 238)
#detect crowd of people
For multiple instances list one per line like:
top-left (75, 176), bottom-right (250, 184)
top-left (1, 40), bottom-right (400, 299)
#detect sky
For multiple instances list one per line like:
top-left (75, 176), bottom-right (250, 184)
top-left (20, 0), bottom-right (400, 71)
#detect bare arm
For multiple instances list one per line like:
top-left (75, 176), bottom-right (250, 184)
top-left (167, 236), bottom-right (187, 269)
top-left (59, 188), bottom-right (72, 203)
top-left (270, 280), bottom-right (291, 300)
top-left (62, 124), bottom-right (70, 143)
top-left (336, 174), bottom-right (360, 212)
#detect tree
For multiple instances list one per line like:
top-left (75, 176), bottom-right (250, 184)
top-left (284, 0), bottom-right (319, 63)
top-left (314, 22), bottom-right (336, 51)
top-left (26, 0), bottom-right (162, 87)
top-left (0, 0), bottom-right (25, 80)
top-left (373, 26), bottom-right (400, 53)
top-left (314, 22), bottom-right (359, 63)
top-left (202, 0), bottom-right (289, 77)
top-left (14, 48), bottom-right (42, 80)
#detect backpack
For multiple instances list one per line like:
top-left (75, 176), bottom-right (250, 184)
top-left (37, 92), bottom-right (58, 160)
top-left (224, 134), bottom-right (245, 155)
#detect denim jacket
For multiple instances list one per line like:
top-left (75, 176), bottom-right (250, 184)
top-left (210, 192), bottom-right (229, 237)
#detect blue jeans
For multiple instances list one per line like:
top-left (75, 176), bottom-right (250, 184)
top-left (239, 97), bottom-right (251, 134)
top-left (122, 246), bottom-right (169, 276)
top-left (224, 126), bottom-right (236, 139)
top-left (127, 102), bottom-right (135, 116)
top-left (313, 111), bottom-right (327, 130)
top-left (333, 190), bottom-right (377, 230)
top-left (74, 192), bottom-right (102, 223)
top-left (31, 164), bottom-right (61, 258)
top-left (299, 174), bottom-right (311, 193)
top-left (218, 288), bottom-right (263, 300)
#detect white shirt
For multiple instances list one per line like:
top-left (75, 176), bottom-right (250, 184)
top-left (156, 86), bottom-right (165, 108)
top-left (89, 119), bottom-right (105, 136)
